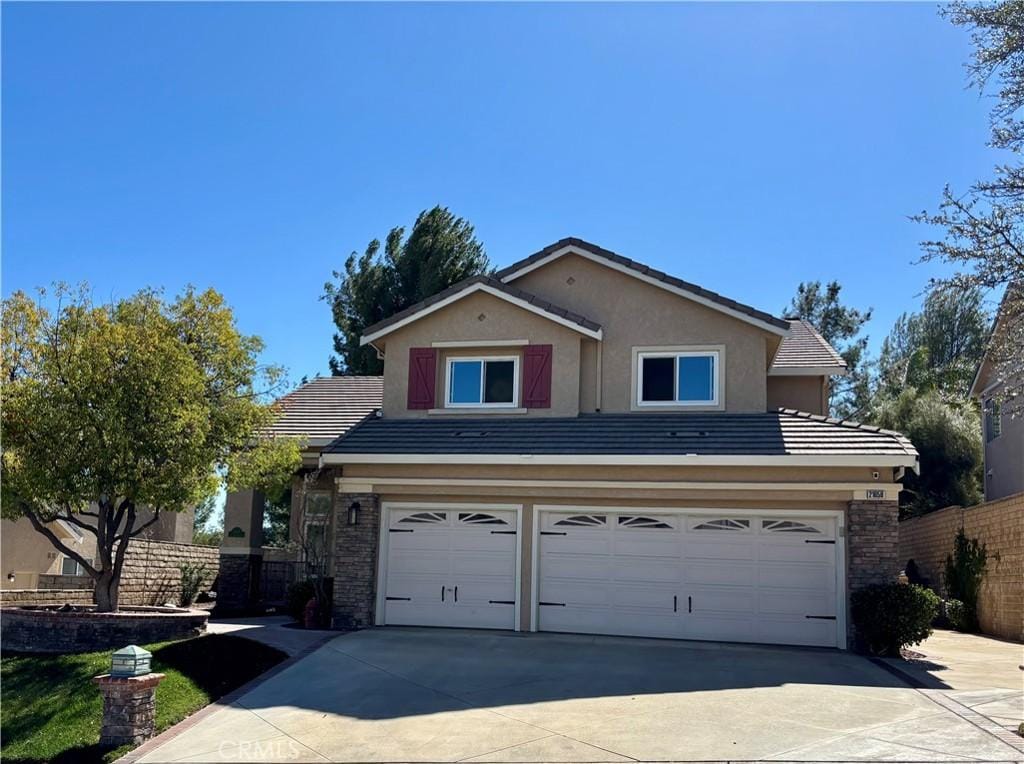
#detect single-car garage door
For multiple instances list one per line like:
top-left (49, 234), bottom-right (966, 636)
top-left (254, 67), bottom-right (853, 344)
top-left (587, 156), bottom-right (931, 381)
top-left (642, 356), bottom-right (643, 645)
top-left (382, 507), bottom-right (518, 630)
top-left (537, 510), bottom-right (841, 648)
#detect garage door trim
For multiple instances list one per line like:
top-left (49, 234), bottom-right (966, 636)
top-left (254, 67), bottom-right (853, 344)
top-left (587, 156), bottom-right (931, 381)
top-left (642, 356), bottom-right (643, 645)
top-left (376, 501), bottom-right (524, 630)
top-left (530, 505), bottom-right (846, 649)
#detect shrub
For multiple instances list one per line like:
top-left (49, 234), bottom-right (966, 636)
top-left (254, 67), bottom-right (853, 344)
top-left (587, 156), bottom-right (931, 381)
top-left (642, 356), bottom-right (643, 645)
top-left (179, 562), bottom-right (209, 607)
top-left (943, 528), bottom-right (987, 632)
top-left (286, 579), bottom-right (316, 622)
top-left (851, 583), bottom-right (940, 656)
top-left (944, 598), bottom-right (973, 632)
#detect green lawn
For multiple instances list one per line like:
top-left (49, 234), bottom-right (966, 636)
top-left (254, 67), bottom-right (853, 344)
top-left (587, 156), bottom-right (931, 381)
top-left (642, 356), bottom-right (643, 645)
top-left (1, 634), bottom-right (286, 764)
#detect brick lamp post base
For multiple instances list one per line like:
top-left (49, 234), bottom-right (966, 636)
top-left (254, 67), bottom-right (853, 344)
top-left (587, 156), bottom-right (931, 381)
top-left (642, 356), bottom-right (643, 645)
top-left (93, 673), bottom-right (166, 747)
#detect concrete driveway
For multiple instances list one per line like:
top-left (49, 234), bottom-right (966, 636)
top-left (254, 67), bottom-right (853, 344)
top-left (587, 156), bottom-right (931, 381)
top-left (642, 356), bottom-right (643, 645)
top-left (137, 628), bottom-right (1024, 763)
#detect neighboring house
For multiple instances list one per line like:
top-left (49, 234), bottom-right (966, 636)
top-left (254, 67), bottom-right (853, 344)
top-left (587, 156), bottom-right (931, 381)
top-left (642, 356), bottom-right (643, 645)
top-left (2, 509), bottom-right (193, 590)
top-left (969, 285), bottom-right (1024, 502)
top-left (226, 238), bottom-right (917, 649)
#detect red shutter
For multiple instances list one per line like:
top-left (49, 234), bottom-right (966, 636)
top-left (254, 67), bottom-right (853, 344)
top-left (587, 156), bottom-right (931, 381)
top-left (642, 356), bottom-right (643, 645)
top-left (407, 348), bottom-right (437, 410)
top-left (522, 344), bottom-right (553, 409)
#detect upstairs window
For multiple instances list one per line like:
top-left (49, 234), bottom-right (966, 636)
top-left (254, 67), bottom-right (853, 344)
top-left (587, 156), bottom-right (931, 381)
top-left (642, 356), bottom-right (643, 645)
top-left (985, 398), bottom-right (1002, 442)
top-left (637, 350), bottom-right (719, 407)
top-left (446, 356), bottom-right (518, 407)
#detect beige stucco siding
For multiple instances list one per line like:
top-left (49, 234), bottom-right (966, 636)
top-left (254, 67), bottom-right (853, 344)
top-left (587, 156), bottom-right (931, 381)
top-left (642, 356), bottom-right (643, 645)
top-left (767, 375), bottom-right (828, 415)
top-left (378, 291), bottom-right (583, 418)
top-left (1, 518), bottom-right (97, 589)
top-left (511, 254), bottom-right (779, 413)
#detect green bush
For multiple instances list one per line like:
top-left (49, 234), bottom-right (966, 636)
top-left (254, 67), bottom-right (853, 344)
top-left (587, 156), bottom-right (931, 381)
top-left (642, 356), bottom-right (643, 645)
top-left (179, 562), bottom-right (208, 607)
top-left (851, 583), bottom-right (940, 656)
top-left (943, 528), bottom-right (987, 632)
top-left (945, 598), bottom-right (973, 632)
top-left (286, 580), bottom-right (316, 623)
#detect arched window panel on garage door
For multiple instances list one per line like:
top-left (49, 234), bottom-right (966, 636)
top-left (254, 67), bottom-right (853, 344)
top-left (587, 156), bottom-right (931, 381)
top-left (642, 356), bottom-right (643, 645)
top-left (552, 514), bottom-right (607, 527)
top-left (690, 518), bottom-right (751, 532)
top-left (396, 511), bottom-right (448, 525)
top-left (761, 519), bottom-right (823, 534)
top-left (458, 512), bottom-right (509, 526)
top-left (617, 516), bottom-right (674, 529)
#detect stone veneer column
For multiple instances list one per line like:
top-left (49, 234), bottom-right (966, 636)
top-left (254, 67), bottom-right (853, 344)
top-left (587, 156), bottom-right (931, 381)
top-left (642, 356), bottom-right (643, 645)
top-left (846, 499), bottom-right (900, 647)
top-left (93, 673), bottom-right (166, 747)
top-left (332, 492), bottom-right (381, 629)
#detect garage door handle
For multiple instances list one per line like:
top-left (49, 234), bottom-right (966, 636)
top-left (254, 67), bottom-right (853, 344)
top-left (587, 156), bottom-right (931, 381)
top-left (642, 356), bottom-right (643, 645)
top-left (805, 615), bottom-right (836, 620)
top-left (386, 596), bottom-right (411, 601)
top-left (489, 600), bottom-right (515, 605)
top-left (539, 601), bottom-right (566, 607)
top-left (441, 586), bottom-right (445, 602)
top-left (491, 530), bottom-right (516, 535)
top-left (688, 596), bottom-right (692, 613)
top-left (389, 528), bottom-right (414, 533)
top-left (540, 531), bottom-right (567, 536)
top-left (805, 539), bottom-right (835, 544)
top-left (454, 586), bottom-right (458, 602)
top-left (673, 595), bottom-right (677, 613)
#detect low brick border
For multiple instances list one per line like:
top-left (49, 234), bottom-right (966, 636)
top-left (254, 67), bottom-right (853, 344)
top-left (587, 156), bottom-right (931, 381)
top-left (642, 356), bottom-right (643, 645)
top-left (113, 631), bottom-right (338, 764)
top-left (871, 657), bottom-right (1024, 755)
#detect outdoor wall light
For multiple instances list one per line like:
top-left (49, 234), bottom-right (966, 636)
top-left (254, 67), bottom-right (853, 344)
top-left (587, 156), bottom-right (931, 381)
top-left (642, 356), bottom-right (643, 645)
top-left (348, 501), bottom-right (361, 526)
top-left (6, 572), bottom-right (15, 583)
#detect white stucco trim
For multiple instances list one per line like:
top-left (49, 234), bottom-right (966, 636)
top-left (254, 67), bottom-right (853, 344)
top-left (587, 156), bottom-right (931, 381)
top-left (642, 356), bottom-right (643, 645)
top-left (500, 245), bottom-right (790, 337)
top-left (769, 366), bottom-right (849, 377)
top-left (359, 282), bottom-right (602, 346)
top-left (432, 339), bottom-right (529, 348)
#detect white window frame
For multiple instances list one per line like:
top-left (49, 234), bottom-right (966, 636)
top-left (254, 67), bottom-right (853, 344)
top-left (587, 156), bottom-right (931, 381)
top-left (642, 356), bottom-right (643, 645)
top-left (445, 355), bottom-right (520, 409)
top-left (984, 397), bottom-right (1002, 442)
top-left (60, 556), bottom-right (84, 576)
top-left (635, 348), bottom-right (721, 408)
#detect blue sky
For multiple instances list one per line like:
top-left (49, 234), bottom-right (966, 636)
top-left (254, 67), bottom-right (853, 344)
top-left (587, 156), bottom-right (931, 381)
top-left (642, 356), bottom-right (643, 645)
top-left (2, 2), bottom-right (997, 385)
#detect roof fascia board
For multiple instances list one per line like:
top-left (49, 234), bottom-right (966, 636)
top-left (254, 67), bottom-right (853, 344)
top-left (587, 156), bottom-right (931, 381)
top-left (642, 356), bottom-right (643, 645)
top-left (501, 245), bottom-right (790, 337)
top-left (321, 451), bottom-right (918, 469)
top-left (769, 367), bottom-right (850, 377)
top-left (359, 282), bottom-right (602, 346)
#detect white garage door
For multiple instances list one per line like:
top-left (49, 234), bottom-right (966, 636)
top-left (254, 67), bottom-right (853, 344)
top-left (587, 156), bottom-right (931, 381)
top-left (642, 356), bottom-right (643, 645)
top-left (382, 507), bottom-right (517, 630)
top-left (537, 510), bottom-right (840, 648)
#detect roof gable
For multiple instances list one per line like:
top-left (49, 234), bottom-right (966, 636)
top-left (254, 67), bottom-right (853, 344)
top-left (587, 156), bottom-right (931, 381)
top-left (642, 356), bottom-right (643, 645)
top-left (359, 276), bottom-right (603, 346)
top-left (497, 238), bottom-right (790, 337)
top-left (770, 319), bottom-right (848, 376)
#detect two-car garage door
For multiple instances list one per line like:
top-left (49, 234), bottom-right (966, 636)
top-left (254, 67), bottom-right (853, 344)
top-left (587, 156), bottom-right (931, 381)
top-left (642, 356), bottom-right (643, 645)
top-left (379, 505), bottom-right (842, 648)
top-left (537, 510), bottom-right (840, 648)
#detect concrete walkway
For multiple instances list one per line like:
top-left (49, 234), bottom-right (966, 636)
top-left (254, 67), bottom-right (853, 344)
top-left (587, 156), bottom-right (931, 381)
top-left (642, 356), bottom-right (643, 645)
top-left (881, 628), bottom-right (1023, 735)
top-left (137, 628), bottom-right (1024, 763)
top-left (206, 615), bottom-right (335, 656)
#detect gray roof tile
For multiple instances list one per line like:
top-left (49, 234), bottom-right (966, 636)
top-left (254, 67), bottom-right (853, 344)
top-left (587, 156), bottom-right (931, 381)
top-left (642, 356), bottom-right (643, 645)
top-left (266, 376), bottom-right (382, 440)
top-left (324, 410), bottom-right (917, 458)
top-left (772, 319), bottom-right (847, 371)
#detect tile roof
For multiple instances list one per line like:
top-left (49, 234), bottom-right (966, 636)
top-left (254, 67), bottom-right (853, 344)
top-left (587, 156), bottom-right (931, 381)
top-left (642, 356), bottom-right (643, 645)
top-left (323, 410), bottom-right (917, 459)
top-left (360, 275), bottom-right (602, 343)
top-left (496, 237), bottom-right (791, 333)
top-left (771, 319), bottom-right (847, 372)
top-left (266, 376), bottom-right (382, 442)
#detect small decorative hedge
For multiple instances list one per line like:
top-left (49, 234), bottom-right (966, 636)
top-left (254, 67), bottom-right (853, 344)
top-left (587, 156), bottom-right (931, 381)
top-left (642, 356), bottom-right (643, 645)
top-left (944, 598), bottom-right (973, 632)
top-left (851, 583), bottom-right (940, 656)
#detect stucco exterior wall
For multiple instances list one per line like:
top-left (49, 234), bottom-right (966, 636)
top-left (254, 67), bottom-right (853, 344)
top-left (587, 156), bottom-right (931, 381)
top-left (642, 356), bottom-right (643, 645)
top-left (899, 494), bottom-right (1024, 642)
top-left (511, 253), bottom-right (778, 413)
top-left (981, 383), bottom-right (1024, 501)
top-left (378, 291), bottom-right (583, 418)
top-left (767, 375), bottom-right (828, 415)
top-left (1, 518), bottom-right (98, 589)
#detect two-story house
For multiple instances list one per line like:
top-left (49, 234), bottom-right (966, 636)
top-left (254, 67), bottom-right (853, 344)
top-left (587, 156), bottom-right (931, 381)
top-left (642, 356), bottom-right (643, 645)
top-left (243, 239), bottom-right (917, 650)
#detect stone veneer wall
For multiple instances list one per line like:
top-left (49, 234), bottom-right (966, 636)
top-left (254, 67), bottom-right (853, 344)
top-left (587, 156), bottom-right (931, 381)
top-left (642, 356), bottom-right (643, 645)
top-left (1, 607), bottom-right (208, 653)
top-left (0, 588), bottom-right (93, 605)
top-left (117, 539), bottom-right (220, 606)
top-left (331, 493), bottom-right (380, 629)
top-left (846, 500), bottom-right (901, 648)
top-left (899, 492), bottom-right (1024, 642)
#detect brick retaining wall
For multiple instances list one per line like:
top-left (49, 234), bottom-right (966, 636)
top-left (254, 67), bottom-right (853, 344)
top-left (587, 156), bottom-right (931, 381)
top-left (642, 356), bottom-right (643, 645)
top-left (0, 588), bottom-right (93, 605)
top-left (899, 492), bottom-right (1024, 642)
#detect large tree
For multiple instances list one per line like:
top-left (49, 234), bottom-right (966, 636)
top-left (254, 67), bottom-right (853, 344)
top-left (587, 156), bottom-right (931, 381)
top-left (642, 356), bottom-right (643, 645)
top-left (324, 206), bottom-right (490, 375)
top-left (868, 389), bottom-right (983, 517)
top-left (914, 1), bottom-right (1024, 413)
top-left (784, 281), bottom-right (873, 418)
top-left (1, 285), bottom-right (300, 611)
top-left (876, 286), bottom-right (991, 399)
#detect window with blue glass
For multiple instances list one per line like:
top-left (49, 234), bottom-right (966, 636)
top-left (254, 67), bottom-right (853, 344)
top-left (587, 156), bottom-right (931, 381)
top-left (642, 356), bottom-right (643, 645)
top-left (446, 356), bottom-right (518, 407)
top-left (638, 350), bottom-right (719, 406)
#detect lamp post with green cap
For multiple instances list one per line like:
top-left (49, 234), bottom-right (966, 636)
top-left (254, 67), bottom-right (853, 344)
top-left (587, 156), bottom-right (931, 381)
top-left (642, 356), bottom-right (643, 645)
top-left (94, 644), bottom-right (165, 747)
